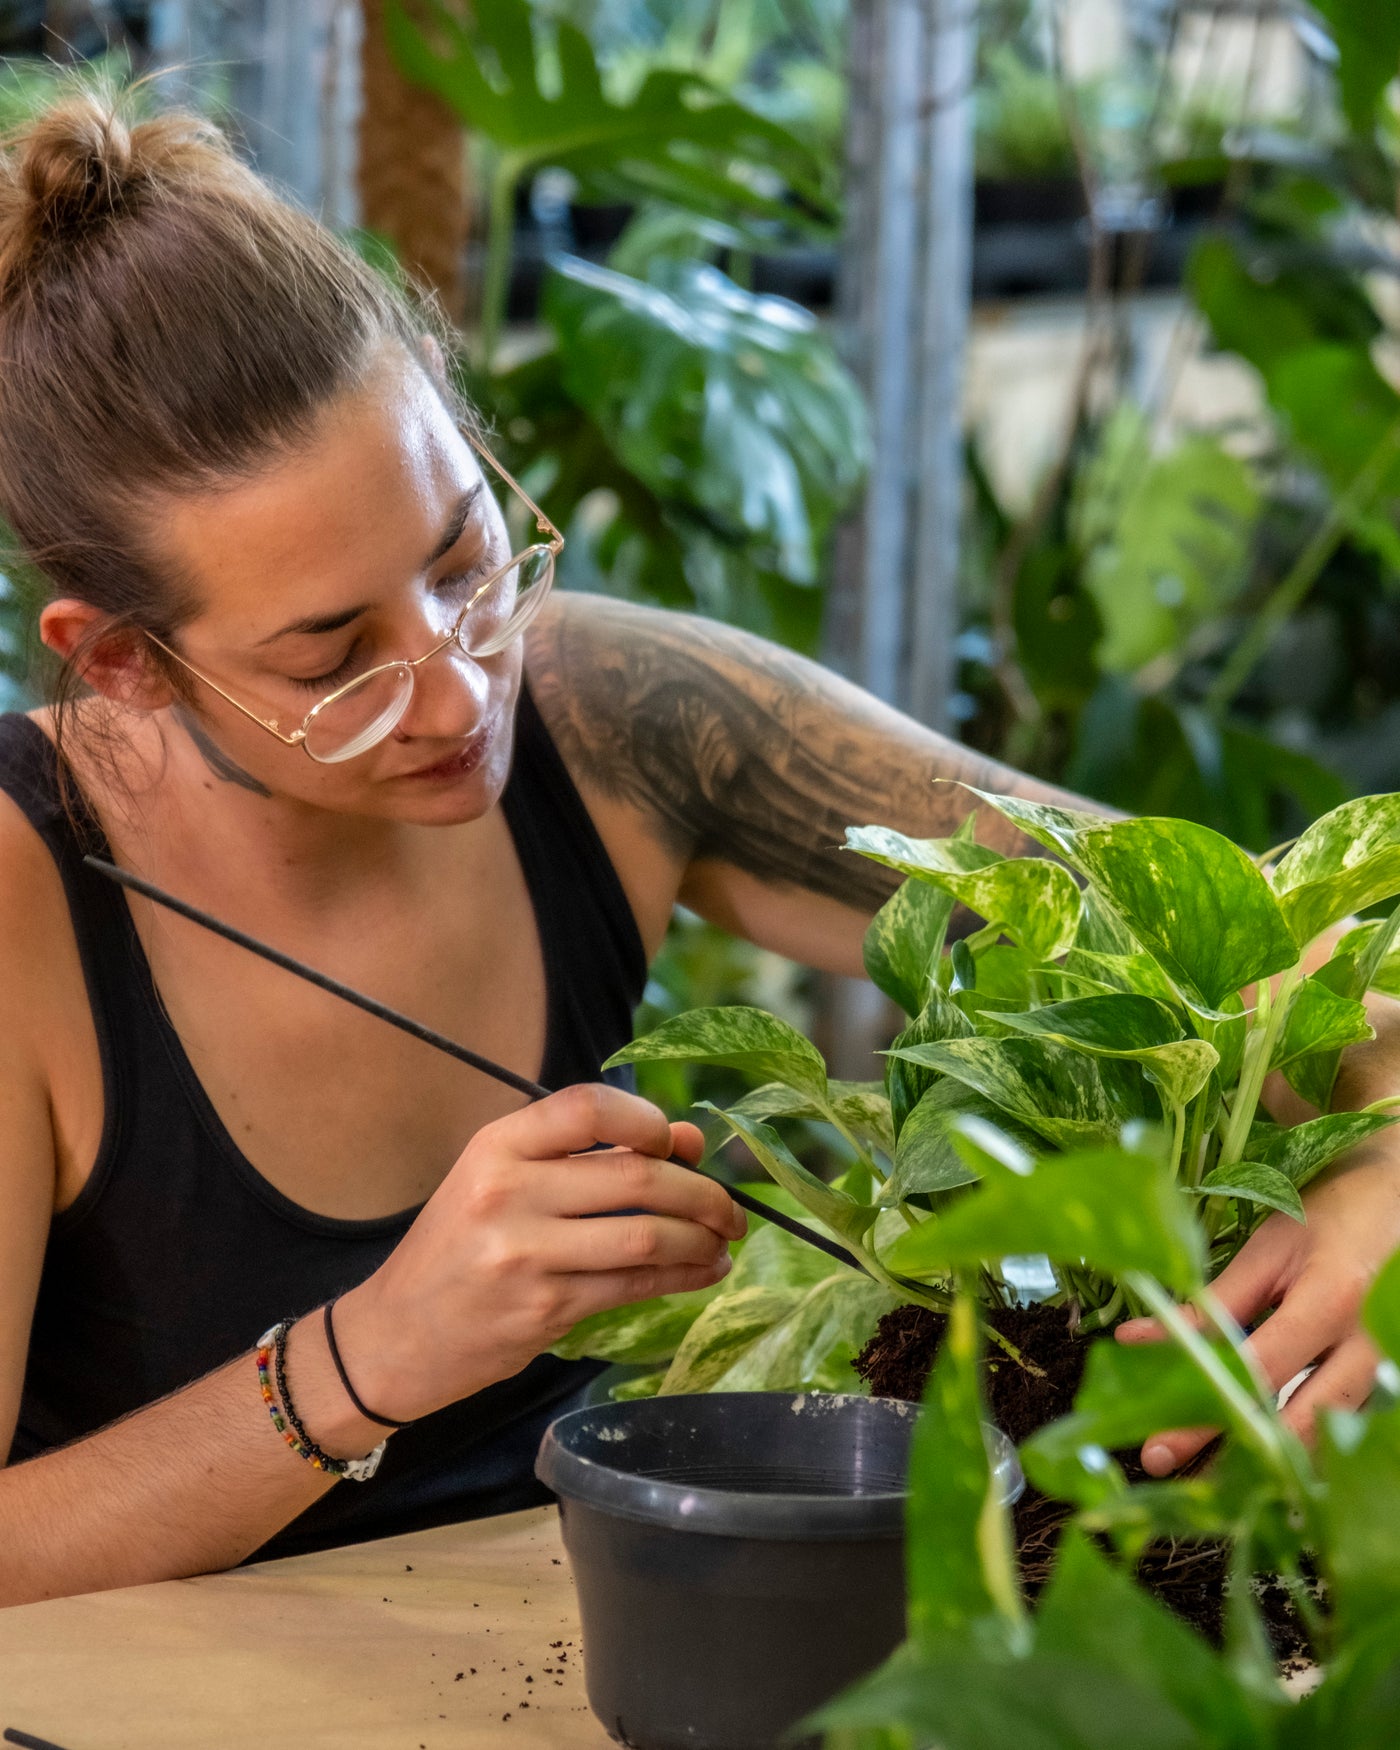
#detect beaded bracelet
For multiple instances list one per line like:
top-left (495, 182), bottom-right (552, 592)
top-left (255, 1322), bottom-right (387, 1483)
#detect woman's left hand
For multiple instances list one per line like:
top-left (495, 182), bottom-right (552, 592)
top-left (1116, 1140), bottom-right (1400, 1475)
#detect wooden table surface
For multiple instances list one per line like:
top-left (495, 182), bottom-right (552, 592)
top-left (0, 1506), bottom-right (613, 1750)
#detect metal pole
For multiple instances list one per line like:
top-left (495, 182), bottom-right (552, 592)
top-left (908, 0), bottom-right (977, 731)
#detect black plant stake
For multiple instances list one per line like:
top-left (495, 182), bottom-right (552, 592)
top-left (85, 856), bottom-right (896, 1285)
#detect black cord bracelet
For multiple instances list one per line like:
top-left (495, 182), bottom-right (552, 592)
top-left (324, 1298), bottom-right (411, 1429)
top-left (272, 1320), bottom-right (348, 1473)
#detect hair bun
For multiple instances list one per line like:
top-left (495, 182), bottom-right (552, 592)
top-left (20, 92), bottom-right (136, 233)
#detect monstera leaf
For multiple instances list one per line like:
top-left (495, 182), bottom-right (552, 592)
top-left (387, 0), bottom-right (832, 222)
top-left (545, 257), bottom-right (867, 585)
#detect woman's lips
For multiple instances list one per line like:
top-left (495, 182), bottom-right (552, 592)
top-left (400, 714), bottom-right (499, 781)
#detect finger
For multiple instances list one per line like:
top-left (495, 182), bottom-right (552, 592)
top-left (1117, 1226), bottom-right (1294, 1346)
top-left (1280, 1332), bottom-right (1381, 1446)
top-left (1141, 1424), bottom-right (1217, 1478)
top-left (501, 1084), bottom-right (675, 1163)
top-left (549, 1152), bottom-right (746, 1240)
top-left (669, 1120), bottom-right (706, 1166)
top-left (1236, 1270), bottom-right (1357, 1396)
top-left (546, 1210), bottom-right (733, 1277)
top-left (561, 1254), bottom-right (734, 1324)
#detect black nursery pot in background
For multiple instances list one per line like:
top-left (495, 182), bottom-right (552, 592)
top-left (536, 1392), bottom-right (1023, 1750)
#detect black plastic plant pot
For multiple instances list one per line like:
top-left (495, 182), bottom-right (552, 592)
top-left (536, 1391), bottom-right (1023, 1750)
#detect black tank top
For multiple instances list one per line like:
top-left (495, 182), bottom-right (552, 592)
top-left (0, 686), bottom-right (644, 1559)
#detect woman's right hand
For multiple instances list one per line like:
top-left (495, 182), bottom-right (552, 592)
top-left (329, 1084), bottom-right (745, 1425)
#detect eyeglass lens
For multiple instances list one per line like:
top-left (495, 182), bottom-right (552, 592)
top-left (301, 548), bottom-right (555, 764)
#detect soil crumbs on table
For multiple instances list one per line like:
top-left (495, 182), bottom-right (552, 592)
top-left (855, 1302), bottom-right (1319, 1663)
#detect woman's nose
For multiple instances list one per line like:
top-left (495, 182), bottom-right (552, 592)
top-left (394, 641), bottom-right (491, 741)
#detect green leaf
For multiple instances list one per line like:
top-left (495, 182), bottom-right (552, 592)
top-left (1025, 1336), bottom-right (1260, 1473)
top-left (727, 1079), bottom-right (895, 1156)
top-left (698, 1103), bottom-right (876, 1242)
top-left (886, 989), bottom-right (975, 1135)
top-left (387, 0), bottom-right (833, 225)
top-left (964, 786), bottom-right (1111, 861)
top-left (658, 1284), bottom-right (805, 1394)
top-left (1189, 1162), bottom-right (1306, 1223)
top-left (1272, 976), bottom-right (1375, 1074)
top-left (1036, 1530), bottom-right (1279, 1746)
top-left (1072, 818), bottom-right (1298, 1011)
top-left (883, 1035), bottom-right (1134, 1151)
top-left (550, 1280), bottom-right (723, 1364)
top-left (908, 1293), bottom-right (1025, 1648)
top-left (846, 827), bottom-right (1081, 961)
top-left (711, 1274), bottom-right (898, 1393)
top-left (1074, 887), bottom-right (1141, 955)
top-left (1244, 1110), bottom-right (1398, 1192)
top-left (547, 258), bottom-right (864, 584)
top-left (884, 1135), bottom-right (1204, 1296)
top-left (728, 1218), bottom-right (841, 1295)
top-left (1317, 1402), bottom-right (1400, 1642)
top-left (992, 995), bottom-right (1219, 1109)
top-left (1272, 794), bottom-right (1400, 947)
top-left (880, 1082), bottom-right (1043, 1206)
top-left (863, 875), bottom-right (957, 1016)
top-left (1311, 0), bottom-right (1400, 131)
top-left (1364, 1249), bottom-right (1400, 1369)
top-left (1073, 410), bottom-right (1260, 675)
top-left (605, 1004), bottom-right (828, 1101)
top-left (813, 1642), bottom-right (1214, 1750)
top-left (1061, 949), bottom-right (1184, 1009)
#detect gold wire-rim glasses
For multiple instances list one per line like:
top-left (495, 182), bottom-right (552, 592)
top-left (145, 428), bottom-right (564, 765)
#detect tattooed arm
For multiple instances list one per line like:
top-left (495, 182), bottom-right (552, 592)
top-left (526, 595), bottom-right (1102, 977)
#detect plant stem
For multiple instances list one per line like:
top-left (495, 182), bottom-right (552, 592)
top-left (1206, 416), bottom-right (1400, 716)
top-left (1079, 1285), bottom-right (1124, 1332)
top-left (1218, 961), bottom-right (1302, 1172)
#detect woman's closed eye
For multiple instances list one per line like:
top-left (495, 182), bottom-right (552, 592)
top-left (287, 641), bottom-right (365, 692)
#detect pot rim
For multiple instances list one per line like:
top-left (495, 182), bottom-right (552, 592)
top-left (535, 1391), bottom-right (1023, 1540)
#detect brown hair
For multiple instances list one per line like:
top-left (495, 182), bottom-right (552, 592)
top-left (0, 79), bottom-right (465, 738)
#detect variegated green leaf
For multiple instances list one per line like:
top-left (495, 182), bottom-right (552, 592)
top-left (883, 1135), bottom-right (1204, 1295)
top-left (728, 1219), bottom-right (840, 1293)
top-left (1189, 1162), bottom-right (1305, 1222)
top-left (711, 1274), bottom-right (898, 1393)
top-left (964, 786), bottom-right (1111, 861)
top-left (991, 995), bottom-right (1218, 1109)
top-left (846, 826), bottom-right (1081, 961)
top-left (881, 1082), bottom-right (1048, 1206)
top-left (1070, 818), bottom-right (1298, 1011)
top-left (604, 1004), bottom-right (828, 1100)
top-left (658, 1285), bottom-right (805, 1394)
top-left (862, 875), bottom-right (957, 1017)
top-left (724, 1079), bottom-right (894, 1158)
top-left (883, 1035), bottom-right (1130, 1150)
top-left (1272, 793), bottom-right (1400, 945)
top-left (551, 1278), bottom-right (725, 1363)
top-left (1272, 977), bottom-right (1374, 1073)
top-left (886, 989), bottom-right (975, 1135)
top-left (699, 1103), bottom-right (877, 1242)
top-left (1061, 948), bottom-right (1184, 1010)
top-left (1244, 1109), bottom-right (1398, 1191)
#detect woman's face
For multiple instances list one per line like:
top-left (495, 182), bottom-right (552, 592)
top-left (140, 343), bottom-right (525, 827)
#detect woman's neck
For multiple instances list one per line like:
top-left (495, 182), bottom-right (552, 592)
top-left (65, 703), bottom-right (459, 925)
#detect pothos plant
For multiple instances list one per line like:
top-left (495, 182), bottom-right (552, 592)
top-left (555, 788), bottom-right (1400, 1394)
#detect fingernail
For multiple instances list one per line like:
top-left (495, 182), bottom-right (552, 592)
top-left (1142, 1441), bottom-right (1176, 1477)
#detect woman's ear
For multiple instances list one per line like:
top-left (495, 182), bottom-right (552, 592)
top-left (419, 331), bottom-right (448, 387)
top-left (39, 600), bottom-right (178, 712)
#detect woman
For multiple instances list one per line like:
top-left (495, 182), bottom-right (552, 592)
top-left (0, 91), bottom-right (1395, 1608)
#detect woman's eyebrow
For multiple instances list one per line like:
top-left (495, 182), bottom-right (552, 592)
top-left (257, 484), bottom-right (486, 644)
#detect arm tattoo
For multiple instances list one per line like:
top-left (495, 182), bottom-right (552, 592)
top-left (527, 597), bottom-right (1094, 916)
top-left (172, 705), bottom-right (273, 798)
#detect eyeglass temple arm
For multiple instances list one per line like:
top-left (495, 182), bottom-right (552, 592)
top-left (462, 429), bottom-right (564, 552)
top-left (144, 632), bottom-right (305, 744)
